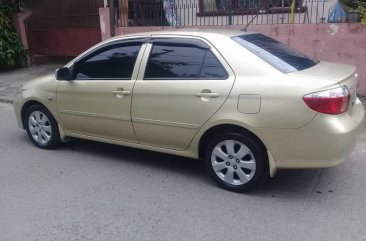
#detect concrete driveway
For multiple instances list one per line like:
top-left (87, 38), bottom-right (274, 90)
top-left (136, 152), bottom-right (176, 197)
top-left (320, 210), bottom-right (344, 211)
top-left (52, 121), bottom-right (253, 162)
top-left (0, 64), bottom-right (61, 103)
top-left (0, 102), bottom-right (366, 241)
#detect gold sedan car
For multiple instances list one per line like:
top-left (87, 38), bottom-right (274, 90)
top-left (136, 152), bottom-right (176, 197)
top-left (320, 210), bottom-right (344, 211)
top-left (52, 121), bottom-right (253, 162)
top-left (13, 30), bottom-right (364, 191)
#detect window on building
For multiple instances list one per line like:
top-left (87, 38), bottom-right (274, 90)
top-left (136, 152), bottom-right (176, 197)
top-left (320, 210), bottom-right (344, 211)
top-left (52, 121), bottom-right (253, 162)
top-left (200, 0), bottom-right (304, 15)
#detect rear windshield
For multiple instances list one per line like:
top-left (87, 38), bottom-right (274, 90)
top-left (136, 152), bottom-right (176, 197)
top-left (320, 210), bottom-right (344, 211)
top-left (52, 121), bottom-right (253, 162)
top-left (232, 34), bottom-right (318, 73)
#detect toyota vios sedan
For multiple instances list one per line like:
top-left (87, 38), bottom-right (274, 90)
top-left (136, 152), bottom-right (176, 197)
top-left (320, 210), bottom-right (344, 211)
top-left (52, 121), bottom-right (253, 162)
top-left (14, 30), bottom-right (364, 192)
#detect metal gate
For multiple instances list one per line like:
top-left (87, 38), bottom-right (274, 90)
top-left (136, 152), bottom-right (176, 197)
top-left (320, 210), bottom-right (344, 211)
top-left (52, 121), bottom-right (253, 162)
top-left (25, 0), bottom-right (103, 58)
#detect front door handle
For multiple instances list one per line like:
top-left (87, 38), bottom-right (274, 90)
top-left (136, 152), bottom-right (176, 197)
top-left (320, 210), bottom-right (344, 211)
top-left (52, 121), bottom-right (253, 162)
top-left (195, 92), bottom-right (219, 98)
top-left (112, 89), bottom-right (130, 98)
top-left (112, 90), bottom-right (130, 95)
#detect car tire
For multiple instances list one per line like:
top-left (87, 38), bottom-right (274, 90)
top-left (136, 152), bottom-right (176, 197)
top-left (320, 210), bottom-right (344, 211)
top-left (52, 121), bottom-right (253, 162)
top-left (24, 104), bottom-right (61, 149)
top-left (205, 132), bottom-right (268, 192)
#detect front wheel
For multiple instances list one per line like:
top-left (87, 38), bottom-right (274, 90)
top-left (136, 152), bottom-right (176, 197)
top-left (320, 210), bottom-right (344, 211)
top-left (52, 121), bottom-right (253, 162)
top-left (25, 105), bottom-right (61, 149)
top-left (205, 133), bottom-right (268, 192)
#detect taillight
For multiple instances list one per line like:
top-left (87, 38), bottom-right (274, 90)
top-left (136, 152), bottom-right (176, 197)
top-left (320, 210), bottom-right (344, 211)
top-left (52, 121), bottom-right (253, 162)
top-left (303, 86), bottom-right (350, 115)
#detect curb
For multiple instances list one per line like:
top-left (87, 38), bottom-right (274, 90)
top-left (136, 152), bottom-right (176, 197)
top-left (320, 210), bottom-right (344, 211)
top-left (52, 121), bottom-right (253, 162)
top-left (0, 98), bottom-right (13, 104)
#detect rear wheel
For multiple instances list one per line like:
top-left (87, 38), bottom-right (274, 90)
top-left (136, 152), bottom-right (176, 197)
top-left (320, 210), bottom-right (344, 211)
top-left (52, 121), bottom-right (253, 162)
top-left (25, 105), bottom-right (61, 149)
top-left (205, 132), bottom-right (267, 192)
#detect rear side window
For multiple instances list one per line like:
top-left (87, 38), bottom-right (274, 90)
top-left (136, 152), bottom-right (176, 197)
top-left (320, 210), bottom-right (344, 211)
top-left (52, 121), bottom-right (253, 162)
top-left (232, 34), bottom-right (318, 73)
top-left (144, 40), bottom-right (228, 80)
top-left (200, 51), bottom-right (228, 79)
top-left (74, 42), bottom-right (142, 80)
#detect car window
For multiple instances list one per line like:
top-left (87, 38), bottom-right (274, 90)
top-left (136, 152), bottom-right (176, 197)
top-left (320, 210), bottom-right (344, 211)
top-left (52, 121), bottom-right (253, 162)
top-left (144, 40), bottom-right (227, 80)
top-left (73, 42), bottom-right (143, 80)
top-left (232, 34), bottom-right (318, 73)
top-left (200, 51), bottom-right (228, 79)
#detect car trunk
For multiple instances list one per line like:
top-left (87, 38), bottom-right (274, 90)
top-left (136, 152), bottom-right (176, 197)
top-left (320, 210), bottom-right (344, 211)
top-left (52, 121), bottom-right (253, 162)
top-left (288, 61), bottom-right (359, 114)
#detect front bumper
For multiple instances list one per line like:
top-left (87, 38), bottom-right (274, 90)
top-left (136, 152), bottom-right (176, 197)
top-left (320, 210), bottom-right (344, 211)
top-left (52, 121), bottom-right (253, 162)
top-left (13, 93), bottom-right (24, 129)
top-left (259, 98), bottom-right (365, 169)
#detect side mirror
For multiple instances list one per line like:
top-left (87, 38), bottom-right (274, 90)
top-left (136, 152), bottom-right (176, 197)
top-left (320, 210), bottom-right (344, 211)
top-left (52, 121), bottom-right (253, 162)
top-left (56, 67), bottom-right (71, 81)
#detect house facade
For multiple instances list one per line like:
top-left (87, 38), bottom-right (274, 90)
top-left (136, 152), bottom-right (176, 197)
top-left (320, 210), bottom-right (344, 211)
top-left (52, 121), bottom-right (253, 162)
top-left (114, 0), bottom-right (338, 27)
top-left (14, 0), bottom-right (366, 95)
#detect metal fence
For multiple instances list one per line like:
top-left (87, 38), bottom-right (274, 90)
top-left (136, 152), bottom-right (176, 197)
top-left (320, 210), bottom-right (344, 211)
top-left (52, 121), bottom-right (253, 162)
top-left (24, 0), bottom-right (104, 60)
top-left (25, 0), bottom-right (104, 30)
top-left (115, 0), bottom-right (338, 27)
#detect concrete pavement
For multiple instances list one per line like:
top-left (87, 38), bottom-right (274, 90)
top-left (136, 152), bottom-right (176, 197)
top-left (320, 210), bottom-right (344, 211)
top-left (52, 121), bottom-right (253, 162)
top-left (1, 65), bottom-right (366, 240)
top-left (0, 102), bottom-right (366, 241)
top-left (0, 64), bottom-right (61, 103)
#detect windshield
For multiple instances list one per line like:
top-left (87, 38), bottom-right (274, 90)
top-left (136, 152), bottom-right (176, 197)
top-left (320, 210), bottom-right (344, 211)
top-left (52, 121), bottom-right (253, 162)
top-left (232, 34), bottom-right (318, 73)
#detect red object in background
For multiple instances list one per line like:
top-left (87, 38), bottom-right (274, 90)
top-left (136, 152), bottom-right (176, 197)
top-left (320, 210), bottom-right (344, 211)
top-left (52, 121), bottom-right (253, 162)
top-left (27, 29), bottom-right (101, 57)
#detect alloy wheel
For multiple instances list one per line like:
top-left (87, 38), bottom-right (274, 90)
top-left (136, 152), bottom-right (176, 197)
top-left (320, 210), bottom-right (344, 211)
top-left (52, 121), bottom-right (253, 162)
top-left (211, 140), bottom-right (256, 185)
top-left (28, 111), bottom-right (52, 145)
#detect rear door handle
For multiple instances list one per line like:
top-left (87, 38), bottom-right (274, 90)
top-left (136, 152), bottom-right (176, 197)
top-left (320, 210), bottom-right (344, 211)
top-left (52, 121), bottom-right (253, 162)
top-left (195, 92), bottom-right (219, 98)
top-left (112, 89), bottom-right (130, 98)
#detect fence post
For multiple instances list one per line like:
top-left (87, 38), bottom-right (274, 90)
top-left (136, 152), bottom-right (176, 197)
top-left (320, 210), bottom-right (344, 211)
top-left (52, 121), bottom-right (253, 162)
top-left (109, 0), bottom-right (115, 36)
top-left (99, 7), bottom-right (112, 40)
top-left (228, 1), bottom-right (233, 25)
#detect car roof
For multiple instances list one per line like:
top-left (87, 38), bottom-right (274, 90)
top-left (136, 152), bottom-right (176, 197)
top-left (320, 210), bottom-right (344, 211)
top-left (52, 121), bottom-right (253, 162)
top-left (69, 29), bottom-right (257, 66)
top-left (108, 29), bottom-right (256, 41)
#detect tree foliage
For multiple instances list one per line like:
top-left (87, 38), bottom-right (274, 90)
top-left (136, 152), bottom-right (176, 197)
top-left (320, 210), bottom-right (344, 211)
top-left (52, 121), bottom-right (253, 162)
top-left (0, 0), bottom-right (26, 71)
top-left (356, 0), bottom-right (366, 24)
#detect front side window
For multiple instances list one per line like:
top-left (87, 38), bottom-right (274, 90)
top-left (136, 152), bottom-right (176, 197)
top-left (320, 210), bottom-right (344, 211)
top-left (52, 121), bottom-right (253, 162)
top-left (73, 42), bottom-right (143, 80)
top-left (144, 40), bottom-right (227, 80)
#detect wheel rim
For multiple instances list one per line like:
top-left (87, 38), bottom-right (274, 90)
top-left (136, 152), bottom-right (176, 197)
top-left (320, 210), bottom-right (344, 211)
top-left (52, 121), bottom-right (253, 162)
top-left (211, 140), bottom-right (256, 186)
top-left (28, 111), bottom-right (52, 145)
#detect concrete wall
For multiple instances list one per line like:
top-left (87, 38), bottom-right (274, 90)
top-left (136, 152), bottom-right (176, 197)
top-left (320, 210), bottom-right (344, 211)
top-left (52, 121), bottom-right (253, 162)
top-left (246, 23), bottom-right (366, 95)
top-left (116, 23), bottom-right (366, 95)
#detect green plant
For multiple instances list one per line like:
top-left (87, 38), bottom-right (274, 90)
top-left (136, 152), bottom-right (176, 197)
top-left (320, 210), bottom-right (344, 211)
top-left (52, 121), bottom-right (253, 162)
top-left (0, 0), bottom-right (25, 71)
top-left (339, 0), bottom-right (366, 24)
top-left (356, 0), bottom-right (366, 24)
top-left (339, 0), bottom-right (359, 11)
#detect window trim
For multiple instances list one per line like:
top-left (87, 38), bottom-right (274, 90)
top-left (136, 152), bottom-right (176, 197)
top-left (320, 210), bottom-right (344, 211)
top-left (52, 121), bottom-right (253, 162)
top-left (143, 38), bottom-right (229, 81)
top-left (150, 38), bottom-right (210, 50)
top-left (71, 38), bottom-right (146, 81)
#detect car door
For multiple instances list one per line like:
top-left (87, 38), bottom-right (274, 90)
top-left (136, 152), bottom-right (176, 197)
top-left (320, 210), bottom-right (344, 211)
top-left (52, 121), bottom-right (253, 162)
top-left (57, 39), bottom-right (146, 142)
top-left (131, 36), bottom-right (235, 150)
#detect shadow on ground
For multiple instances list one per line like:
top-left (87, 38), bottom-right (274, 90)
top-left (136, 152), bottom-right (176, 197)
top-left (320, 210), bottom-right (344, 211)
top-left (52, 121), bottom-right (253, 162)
top-left (57, 137), bottom-right (323, 196)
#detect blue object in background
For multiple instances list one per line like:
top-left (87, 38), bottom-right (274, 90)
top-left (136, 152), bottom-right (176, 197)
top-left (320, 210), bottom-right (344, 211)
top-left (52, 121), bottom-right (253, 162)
top-left (328, 2), bottom-right (347, 23)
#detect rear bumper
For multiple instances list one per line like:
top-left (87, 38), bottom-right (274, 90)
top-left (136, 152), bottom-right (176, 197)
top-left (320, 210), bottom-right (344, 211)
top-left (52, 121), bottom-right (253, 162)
top-left (259, 98), bottom-right (365, 169)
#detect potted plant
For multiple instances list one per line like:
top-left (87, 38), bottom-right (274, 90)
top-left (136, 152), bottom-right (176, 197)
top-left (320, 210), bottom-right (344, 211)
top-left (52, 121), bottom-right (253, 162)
top-left (357, 0), bottom-right (366, 24)
top-left (340, 0), bottom-right (361, 22)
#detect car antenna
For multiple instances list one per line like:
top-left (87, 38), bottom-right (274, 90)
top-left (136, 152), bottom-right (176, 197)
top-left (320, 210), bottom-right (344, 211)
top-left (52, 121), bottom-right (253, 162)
top-left (242, 10), bottom-right (266, 32)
